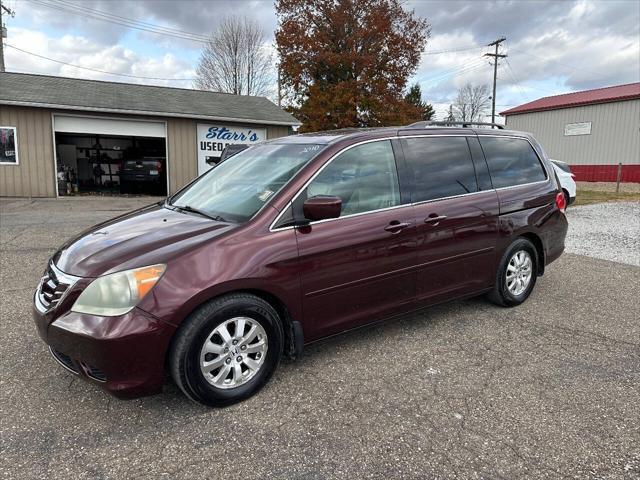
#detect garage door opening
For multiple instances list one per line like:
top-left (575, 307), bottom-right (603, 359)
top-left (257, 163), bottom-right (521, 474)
top-left (53, 115), bottom-right (167, 197)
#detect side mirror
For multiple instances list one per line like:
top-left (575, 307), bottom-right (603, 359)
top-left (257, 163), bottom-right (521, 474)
top-left (303, 195), bottom-right (342, 221)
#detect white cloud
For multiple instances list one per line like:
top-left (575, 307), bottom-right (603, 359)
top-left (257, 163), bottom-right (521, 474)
top-left (2, 0), bottom-right (638, 114)
top-left (4, 27), bottom-right (196, 88)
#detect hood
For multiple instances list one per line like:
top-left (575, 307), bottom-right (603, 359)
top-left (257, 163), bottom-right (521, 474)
top-left (54, 204), bottom-right (234, 277)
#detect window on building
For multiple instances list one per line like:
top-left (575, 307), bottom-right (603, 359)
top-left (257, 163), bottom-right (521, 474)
top-left (0, 126), bottom-right (18, 165)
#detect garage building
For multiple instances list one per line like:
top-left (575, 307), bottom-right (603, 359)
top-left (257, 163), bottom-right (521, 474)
top-left (0, 72), bottom-right (300, 197)
top-left (501, 82), bottom-right (640, 182)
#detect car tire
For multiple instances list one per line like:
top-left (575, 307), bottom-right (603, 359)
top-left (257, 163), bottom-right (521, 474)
top-left (487, 238), bottom-right (539, 307)
top-left (169, 293), bottom-right (283, 407)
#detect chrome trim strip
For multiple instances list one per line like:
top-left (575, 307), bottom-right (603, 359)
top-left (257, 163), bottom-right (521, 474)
top-left (268, 132), bottom-right (551, 232)
top-left (410, 189), bottom-right (491, 207)
top-left (49, 346), bottom-right (79, 376)
top-left (34, 289), bottom-right (49, 314)
top-left (50, 262), bottom-right (82, 285)
top-left (34, 262), bottom-right (81, 314)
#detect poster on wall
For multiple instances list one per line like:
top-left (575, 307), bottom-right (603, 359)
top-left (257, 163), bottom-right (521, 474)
top-left (197, 124), bottom-right (266, 175)
top-left (0, 126), bottom-right (18, 164)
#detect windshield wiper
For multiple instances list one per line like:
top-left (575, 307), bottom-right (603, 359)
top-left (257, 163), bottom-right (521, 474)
top-left (173, 204), bottom-right (227, 222)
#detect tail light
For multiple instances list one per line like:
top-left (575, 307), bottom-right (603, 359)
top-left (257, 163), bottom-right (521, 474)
top-left (156, 161), bottom-right (163, 172)
top-left (555, 192), bottom-right (566, 212)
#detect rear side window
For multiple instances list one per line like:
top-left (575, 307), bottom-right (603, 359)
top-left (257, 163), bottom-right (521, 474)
top-left (401, 137), bottom-right (478, 202)
top-left (479, 137), bottom-right (547, 188)
top-left (305, 140), bottom-right (401, 217)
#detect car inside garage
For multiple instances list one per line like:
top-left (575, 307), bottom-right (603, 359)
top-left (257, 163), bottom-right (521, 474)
top-left (53, 115), bottom-right (167, 196)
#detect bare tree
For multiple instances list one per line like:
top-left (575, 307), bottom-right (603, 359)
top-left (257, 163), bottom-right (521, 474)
top-left (194, 16), bottom-right (274, 96)
top-left (453, 83), bottom-right (491, 122)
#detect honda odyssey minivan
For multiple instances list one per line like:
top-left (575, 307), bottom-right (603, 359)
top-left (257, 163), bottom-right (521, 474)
top-left (34, 123), bottom-right (568, 407)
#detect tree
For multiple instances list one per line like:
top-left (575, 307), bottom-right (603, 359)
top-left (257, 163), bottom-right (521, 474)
top-left (404, 83), bottom-right (435, 121)
top-left (194, 16), bottom-right (273, 96)
top-left (452, 83), bottom-right (491, 122)
top-left (275, 0), bottom-right (430, 131)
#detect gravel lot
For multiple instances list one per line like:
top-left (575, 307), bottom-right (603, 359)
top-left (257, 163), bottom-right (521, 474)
top-left (1, 197), bottom-right (639, 479)
top-left (566, 202), bottom-right (640, 267)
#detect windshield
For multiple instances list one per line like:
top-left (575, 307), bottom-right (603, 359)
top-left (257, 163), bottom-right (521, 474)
top-left (170, 143), bottom-right (325, 223)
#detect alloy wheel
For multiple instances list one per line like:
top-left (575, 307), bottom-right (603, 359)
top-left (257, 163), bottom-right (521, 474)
top-left (505, 250), bottom-right (533, 296)
top-left (199, 317), bottom-right (268, 389)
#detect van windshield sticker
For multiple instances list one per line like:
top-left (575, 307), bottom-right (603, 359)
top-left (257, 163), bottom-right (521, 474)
top-left (258, 190), bottom-right (274, 202)
top-left (301, 145), bottom-right (321, 154)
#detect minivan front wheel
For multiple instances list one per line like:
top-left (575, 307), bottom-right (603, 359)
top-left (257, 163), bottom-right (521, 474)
top-left (169, 293), bottom-right (283, 407)
top-left (487, 238), bottom-right (538, 307)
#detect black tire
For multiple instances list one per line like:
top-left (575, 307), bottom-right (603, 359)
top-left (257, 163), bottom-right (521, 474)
top-left (169, 293), bottom-right (283, 407)
top-left (487, 238), bottom-right (539, 307)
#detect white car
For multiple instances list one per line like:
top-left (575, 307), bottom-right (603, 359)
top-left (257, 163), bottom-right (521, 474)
top-left (551, 159), bottom-right (576, 206)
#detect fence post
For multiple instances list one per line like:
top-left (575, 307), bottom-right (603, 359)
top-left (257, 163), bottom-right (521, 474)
top-left (615, 162), bottom-right (622, 194)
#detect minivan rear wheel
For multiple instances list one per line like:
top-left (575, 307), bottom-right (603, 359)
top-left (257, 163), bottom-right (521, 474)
top-left (169, 293), bottom-right (283, 407)
top-left (487, 238), bottom-right (538, 307)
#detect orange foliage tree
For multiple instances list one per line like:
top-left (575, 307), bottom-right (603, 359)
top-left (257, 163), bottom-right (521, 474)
top-left (275, 0), bottom-right (431, 132)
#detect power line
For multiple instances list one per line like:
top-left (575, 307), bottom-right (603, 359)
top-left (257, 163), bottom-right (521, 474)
top-left (4, 43), bottom-right (195, 81)
top-left (25, 0), bottom-right (210, 43)
top-left (418, 57), bottom-right (487, 84)
top-left (503, 58), bottom-right (530, 103)
top-left (509, 47), bottom-right (608, 79)
top-left (51, 0), bottom-right (209, 39)
top-left (423, 44), bottom-right (487, 55)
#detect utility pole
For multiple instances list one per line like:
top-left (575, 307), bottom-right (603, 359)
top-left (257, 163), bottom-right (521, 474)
top-left (484, 37), bottom-right (507, 124)
top-left (1, 0), bottom-right (16, 72)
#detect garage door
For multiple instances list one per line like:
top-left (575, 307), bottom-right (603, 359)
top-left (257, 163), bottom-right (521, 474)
top-left (53, 115), bottom-right (167, 196)
top-left (54, 115), bottom-right (165, 138)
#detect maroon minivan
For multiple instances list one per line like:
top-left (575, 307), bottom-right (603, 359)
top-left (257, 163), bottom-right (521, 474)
top-left (34, 123), bottom-right (568, 407)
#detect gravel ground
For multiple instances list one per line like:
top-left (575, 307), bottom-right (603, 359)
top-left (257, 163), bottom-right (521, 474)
top-left (1, 197), bottom-right (639, 479)
top-left (566, 202), bottom-right (640, 266)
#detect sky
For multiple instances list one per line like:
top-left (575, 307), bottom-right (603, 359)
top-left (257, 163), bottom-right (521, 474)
top-left (2, 0), bottom-right (639, 121)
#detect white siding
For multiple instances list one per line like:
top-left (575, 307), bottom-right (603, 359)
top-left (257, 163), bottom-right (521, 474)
top-left (504, 99), bottom-right (640, 166)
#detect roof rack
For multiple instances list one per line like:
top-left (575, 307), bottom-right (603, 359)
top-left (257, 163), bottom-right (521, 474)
top-left (407, 121), bottom-right (504, 130)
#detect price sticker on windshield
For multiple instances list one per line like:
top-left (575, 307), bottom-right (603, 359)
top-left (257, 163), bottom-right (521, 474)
top-left (301, 145), bottom-right (321, 154)
top-left (258, 190), bottom-right (274, 202)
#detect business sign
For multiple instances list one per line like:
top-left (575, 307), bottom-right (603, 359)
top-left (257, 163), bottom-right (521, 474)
top-left (197, 124), bottom-right (265, 175)
top-left (564, 122), bottom-right (592, 136)
top-left (0, 126), bottom-right (18, 165)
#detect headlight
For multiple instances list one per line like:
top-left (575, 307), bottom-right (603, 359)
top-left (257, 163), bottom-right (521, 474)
top-left (72, 264), bottom-right (166, 317)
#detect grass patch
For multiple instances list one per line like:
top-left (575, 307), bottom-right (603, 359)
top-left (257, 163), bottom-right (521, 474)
top-left (574, 189), bottom-right (640, 206)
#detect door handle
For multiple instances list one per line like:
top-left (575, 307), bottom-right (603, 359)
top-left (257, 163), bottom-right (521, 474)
top-left (384, 221), bottom-right (412, 233)
top-left (424, 214), bottom-right (447, 225)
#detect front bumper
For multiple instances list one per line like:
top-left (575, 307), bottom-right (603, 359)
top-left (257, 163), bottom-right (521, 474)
top-left (33, 304), bottom-right (176, 398)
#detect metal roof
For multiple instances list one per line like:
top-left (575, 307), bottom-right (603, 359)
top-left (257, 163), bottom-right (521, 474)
top-left (0, 72), bottom-right (300, 126)
top-left (501, 82), bottom-right (640, 116)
